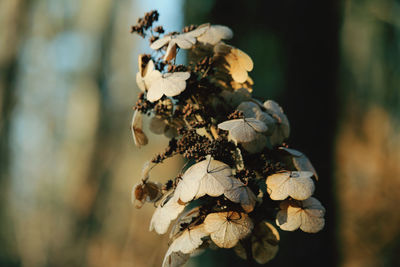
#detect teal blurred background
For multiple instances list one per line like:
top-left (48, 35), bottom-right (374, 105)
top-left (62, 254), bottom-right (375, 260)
top-left (1, 0), bottom-right (400, 266)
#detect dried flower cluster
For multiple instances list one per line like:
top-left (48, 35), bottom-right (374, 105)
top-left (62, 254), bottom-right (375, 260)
top-left (130, 10), bottom-right (325, 266)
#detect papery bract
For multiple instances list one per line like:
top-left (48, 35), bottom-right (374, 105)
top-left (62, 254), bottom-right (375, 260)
top-left (276, 197), bottom-right (325, 233)
top-left (204, 211), bottom-right (253, 248)
top-left (266, 171), bottom-right (315, 201)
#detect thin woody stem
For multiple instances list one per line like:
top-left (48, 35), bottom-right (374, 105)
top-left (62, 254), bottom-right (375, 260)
top-left (241, 237), bottom-right (256, 266)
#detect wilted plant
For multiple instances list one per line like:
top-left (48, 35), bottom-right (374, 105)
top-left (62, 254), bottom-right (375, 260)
top-left (130, 10), bottom-right (325, 266)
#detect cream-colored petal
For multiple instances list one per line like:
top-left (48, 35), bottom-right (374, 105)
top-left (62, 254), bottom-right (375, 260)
top-left (175, 158), bottom-right (231, 202)
top-left (276, 198), bottom-right (325, 233)
top-left (149, 194), bottom-right (186, 234)
top-left (265, 172), bottom-right (292, 200)
top-left (150, 36), bottom-right (171, 49)
top-left (224, 179), bottom-right (257, 213)
top-left (266, 171), bottom-right (315, 201)
top-left (299, 197), bottom-right (325, 233)
top-left (218, 118), bottom-right (267, 143)
top-left (204, 212), bottom-right (253, 248)
top-left (287, 171), bottom-right (315, 200)
top-left (197, 25), bottom-right (233, 45)
top-left (169, 224), bottom-right (208, 254)
top-left (275, 201), bottom-right (302, 231)
top-left (195, 159), bottom-right (232, 198)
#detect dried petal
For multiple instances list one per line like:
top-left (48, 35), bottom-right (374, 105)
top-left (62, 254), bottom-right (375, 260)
top-left (149, 194), bottom-right (186, 234)
top-left (131, 180), bottom-right (162, 209)
top-left (197, 24), bottom-right (233, 45)
top-left (224, 179), bottom-right (257, 213)
top-left (136, 58), bottom-right (155, 91)
top-left (234, 222), bottom-right (280, 264)
top-left (266, 171), bottom-right (315, 201)
top-left (276, 197), bottom-right (325, 233)
top-left (263, 100), bottom-right (290, 145)
top-left (204, 211), bottom-right (253, 248)
top-left (175, 157), bottom-right (233, 202)
top-left (214, 44), bottom-right (254, 83)
top-left (279, 147), bottom-right (319, 180)
top-left (168, 224), bottom-right (208, 254)
top-left (218, 118), bottom-right (268, 143)
top-left (131, 110), bottom-right (148, 147)
top-left (146, 71), bottom-right (190, 102)
top-left (162, 249), bottom-right (189, 267)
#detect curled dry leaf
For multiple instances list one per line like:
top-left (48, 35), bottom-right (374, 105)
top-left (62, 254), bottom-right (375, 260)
top-left (131, 180), bottom-right (162, 209)
top-left (214, 44), bottom-right (254, 83)
top-left (279, 147), bottom-right (319, 180)
top-left (174, 157), bottom-right (233, 202)
top-left (204, 211), bottom-right (253, 248)
top-left (197, 24), bottom-right (233, 45)
top-left (131, 110), bottom-right (148, 147)
top-left (146, 71), bottom-right (191, 102)
top-left (234, 222), bottom-right (280, 264)
top-left (224, 178), bottom-right (257, 213)
top-left (266, 171), bottom-right (315, 201)
top-left (150, 194), bottom-right (186, 234)
top-left (136, 56), bottom-right (155, 91)
top-left (276, 197), bottom-right (325, 233)
top-left (218, 118), bottom-right (268, 143)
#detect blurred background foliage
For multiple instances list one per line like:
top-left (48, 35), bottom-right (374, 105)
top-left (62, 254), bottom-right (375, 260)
top-left (0, 0), bottom-right (399, 267)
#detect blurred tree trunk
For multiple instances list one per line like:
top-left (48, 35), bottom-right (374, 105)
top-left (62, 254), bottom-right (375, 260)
top-left (184, 0), bottom-right (340, 266)
top-left (336, 0), bottom-right (400, 266)
top-left (0, 1), bottom-right (30, 266)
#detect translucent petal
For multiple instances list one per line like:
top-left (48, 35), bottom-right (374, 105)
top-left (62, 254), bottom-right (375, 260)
top-left (146, 71), bottom-right (190, 102)
top-left (218, 118), bottom-right (267, 143)
top-left (170, 207), bottom-right (201, 239)
top-left (276, 198), bottom-right (325, 233)
top-left (204, 212), bottom-right (253, 248)
top-left (266, 171), bottom-right (315, 201)
top-left (149, 194), bottom-right (186, 234)
top-left (150, 36), bottom-right (171, 49)
top-left (224, 179), bottom-right (257, 213)
top-left (197, 25), bottom-right (233, 45)
top-left (275, 202), bottom-right (302, 231)
top-left (169, 224), bottom-right (208, 254)
top-left (131, 110), bottom-right (148, 147)
top-left (175, 158), bottom-right (232, 202)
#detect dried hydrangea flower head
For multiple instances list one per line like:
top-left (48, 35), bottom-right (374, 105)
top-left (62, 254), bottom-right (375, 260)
top-left (130, 10), bottom-right (326, 266)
